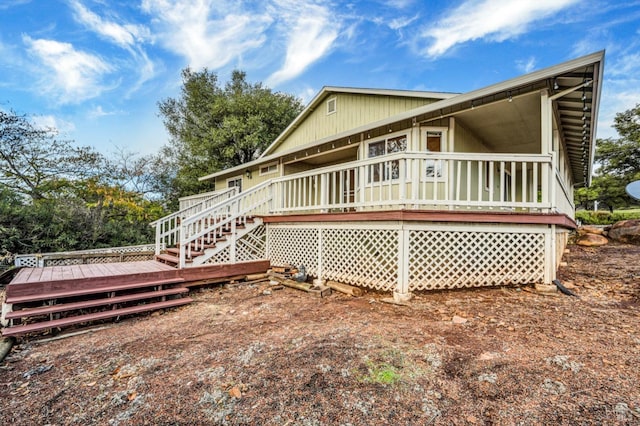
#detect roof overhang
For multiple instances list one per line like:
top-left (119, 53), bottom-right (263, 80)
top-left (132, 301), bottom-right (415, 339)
top-left (199, 51), bottom-right (604, 185)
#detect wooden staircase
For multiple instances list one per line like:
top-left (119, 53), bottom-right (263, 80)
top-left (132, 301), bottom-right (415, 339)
top-left (2, 266), bottom-right (191, 338)
top-left (155, 216), bottom-right (260, 268)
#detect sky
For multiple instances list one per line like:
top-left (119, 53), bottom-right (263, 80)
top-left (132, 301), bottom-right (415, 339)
top-left (1, 0), bottom-right (639, 157)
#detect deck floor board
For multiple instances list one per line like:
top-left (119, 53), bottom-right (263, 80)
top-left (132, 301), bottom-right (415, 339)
top-left (11, 261), bottom-right (175, 285)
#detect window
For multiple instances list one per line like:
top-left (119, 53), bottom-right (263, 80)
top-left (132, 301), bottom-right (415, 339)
top-left (424, 131), bottom-right (443, 178)
top-left (367, 135), bottom-right (407, 182)
top-left (259, 162), bottom-right (278, 176)
top-left (227, 177), bottom-right (242, 193)
top-left (327, 97), bottom-right (337, 115)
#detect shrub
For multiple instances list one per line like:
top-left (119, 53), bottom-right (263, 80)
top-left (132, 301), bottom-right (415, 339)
top-left (576, 209), bottom-right (640, 225)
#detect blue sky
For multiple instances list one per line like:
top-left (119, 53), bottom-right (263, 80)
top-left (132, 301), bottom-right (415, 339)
top-left (1, 0), bottom-right (639, 157)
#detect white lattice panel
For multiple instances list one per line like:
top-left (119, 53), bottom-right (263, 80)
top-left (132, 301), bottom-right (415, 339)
top-left (236, 225), bottom-right (266, 262)
top-left (408, 229), bottom-right (545, 290)
top-left (267, 227), bottom-right (319, 275)
top-left (321, 228), bottom-right (398, 291)
top-left (206, 247), bottom-right (231, 264)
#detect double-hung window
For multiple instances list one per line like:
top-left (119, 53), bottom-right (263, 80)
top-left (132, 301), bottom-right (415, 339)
top-left (367, 135), bottom-right (407, 182)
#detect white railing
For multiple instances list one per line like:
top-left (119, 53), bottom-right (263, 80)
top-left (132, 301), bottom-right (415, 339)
top-left (179, 189), bottom-right (223, 210)
top-left (177, 181), bottom-right (273, 268)
top-left (554, 169), bottom-right (575, 219)
top-left (271, 152), bottom-right (552, 213)
top-left (156, 151), bottom-right (558, 268)
top-left (152, 187), bottom-right (237, 255)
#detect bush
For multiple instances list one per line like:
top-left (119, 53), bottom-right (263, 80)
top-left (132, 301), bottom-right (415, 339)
top-left (576, 209), bottom-right (640, 225)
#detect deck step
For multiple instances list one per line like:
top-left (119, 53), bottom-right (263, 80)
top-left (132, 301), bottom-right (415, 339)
top-left (166, 248), bottom-right (204, 257)
top-left (6, 277), bottom-right (186, 305)
top-left (2, 298), bottom-right (192, 337)
top-left (155, 254), bottom-right (181, 266)
top-left (5, 288), bottom-right (189, 320)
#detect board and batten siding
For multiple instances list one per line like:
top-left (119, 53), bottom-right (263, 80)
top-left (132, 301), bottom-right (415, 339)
top-left (274, 94), bottom-right (439, 154)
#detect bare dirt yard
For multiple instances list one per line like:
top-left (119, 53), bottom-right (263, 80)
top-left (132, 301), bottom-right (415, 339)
top-left (1, 242), bottom-right (639, 425)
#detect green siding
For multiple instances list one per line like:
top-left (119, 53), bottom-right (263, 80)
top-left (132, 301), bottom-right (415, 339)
top-left (274, 94), bottom-right (438, 154)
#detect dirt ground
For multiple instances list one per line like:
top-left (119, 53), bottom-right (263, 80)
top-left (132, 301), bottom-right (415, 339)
top-left (1, 242), bottom-right (639, 425)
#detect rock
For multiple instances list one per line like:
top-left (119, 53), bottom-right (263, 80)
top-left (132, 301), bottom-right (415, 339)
top-left (228, 386), bottom-right (242, 398)
top-left (576, 233), bottom-right (608, 247)
top-left (452, 315), bottom-right (468, 324)
top-left (608, 219), bottom-right (640, 245)
top-left (579, 225), bottom-right (604, 235)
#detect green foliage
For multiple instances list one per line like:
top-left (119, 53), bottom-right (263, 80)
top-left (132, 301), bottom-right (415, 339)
top-left (0, 109), bottom-right (102, 200)
top-left (579, 104), bottom-right (640, 210)
top-left (157, 68), bottom-right (303, 203)
top-left (575, 209), bottom-right (640, 225)
top-left (0, 110), bottom-right (168, 257)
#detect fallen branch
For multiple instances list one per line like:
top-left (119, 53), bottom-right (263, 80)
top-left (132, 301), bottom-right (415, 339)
top-left (326, 281), bottom-right (363, 297)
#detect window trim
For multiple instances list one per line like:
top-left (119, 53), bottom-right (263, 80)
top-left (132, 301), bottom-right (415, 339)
top-left (227, 176), bottom-right (243, 193)
top-left (259, 161), bottom-right (279, 176)
top-left (326, 97), bottom-right (337, 115)
top-left (366, 132), bottom-right (409, 183)
top-left (420, 128), bottom-right (447, 182)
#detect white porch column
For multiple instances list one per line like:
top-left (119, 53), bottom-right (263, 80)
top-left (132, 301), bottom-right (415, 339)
top-left (540, 90), bottom-right (553, 211)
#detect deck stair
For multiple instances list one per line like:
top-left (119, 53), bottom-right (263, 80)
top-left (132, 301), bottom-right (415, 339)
top-left (154, 182), bottom-right (272, 268)
top-left (2, 275), bottom-right (191, 337)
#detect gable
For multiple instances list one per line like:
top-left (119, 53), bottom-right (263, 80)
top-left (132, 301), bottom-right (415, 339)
top-left (269, 92), bottom-right (442, 155)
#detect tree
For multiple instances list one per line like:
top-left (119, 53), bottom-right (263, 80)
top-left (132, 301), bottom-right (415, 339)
top-left (0, 109), bottom-right (167, 257)
top-left (578, 104), bottom-right (640, 210)
top-left (158, 69), bottom-right (303, 201)
top-left (0, 110), bottom-right (102, 200)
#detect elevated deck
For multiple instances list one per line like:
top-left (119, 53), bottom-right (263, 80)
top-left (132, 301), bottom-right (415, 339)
top-left (2, 259), bottom-right (270, 337)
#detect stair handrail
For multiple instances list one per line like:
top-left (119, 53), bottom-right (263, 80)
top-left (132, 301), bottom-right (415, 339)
top-left (152, 187), bottom-right (238, 255)
top-left (178, 180), bottom-right (273, 268)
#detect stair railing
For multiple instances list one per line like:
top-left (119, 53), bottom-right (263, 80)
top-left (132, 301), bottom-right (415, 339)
top-left (152, 187), bottom-right (237, 255)
top-left (178, 181), bottom-right (273, 268)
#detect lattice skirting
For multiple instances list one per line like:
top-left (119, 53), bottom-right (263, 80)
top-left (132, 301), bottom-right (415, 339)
top-left (267, 222), bottom-right (551, 292)
top-left (204, 225), bottom-right (267, 265)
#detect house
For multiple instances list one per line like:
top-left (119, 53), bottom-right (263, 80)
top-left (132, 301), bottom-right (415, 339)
top-left (154, 51), bottom-right (604, 302)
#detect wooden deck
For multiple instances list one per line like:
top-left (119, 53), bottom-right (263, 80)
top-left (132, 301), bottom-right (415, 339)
top-left (11, 261), bottom-right (175, 284)
top-left (2, 259), bottom-right (270, 337)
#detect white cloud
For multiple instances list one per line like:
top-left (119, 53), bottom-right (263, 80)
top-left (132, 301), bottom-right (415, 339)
top-left (419, 0), bottom-right (580, 58)
top-left (69, 0), bottom-right (156, 93)
top-left (141, 0), bottom-right (271, 70)
top-left (23, 36), bottom-right (113, 104)
top-left (31, 114), bottom-right (76, 134)
top-left (266, 0), bottom-right (339, 87)
top-left (515, 56), bottom-right (537, 73)
top-left (389, 14), bottom-right (419, 31)
top-left (69, 0), bottom-right (152, 48)
top-left (87, 105), bottom-right (119, 119)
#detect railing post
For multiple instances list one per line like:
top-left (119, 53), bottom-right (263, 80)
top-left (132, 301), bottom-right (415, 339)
top-left (179, 223), bottom-right (186, 269)
top-left (155, 222), bottom-right (161, 255)
top-left (550, 152), bottom-right (558, 213)
top-left (399, 158), bottom-right (406, 206)
top-left (320, 173), bottom-right (329, 213)
top-left (230, 201), bottom-right (237, 263)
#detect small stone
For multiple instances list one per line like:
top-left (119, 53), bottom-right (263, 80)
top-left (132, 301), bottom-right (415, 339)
top-left (262, 290), bottom-right (272, 295)
top-left (452, 315), bottom-right (468, 324)
top-left (228, 386), bottom-right (242, 399)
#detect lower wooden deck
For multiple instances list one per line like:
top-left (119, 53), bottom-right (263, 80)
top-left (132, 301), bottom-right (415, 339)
top-left (6, 259), bottom-right (271, 302)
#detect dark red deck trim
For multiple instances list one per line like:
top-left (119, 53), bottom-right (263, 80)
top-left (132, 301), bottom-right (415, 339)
top-left (260, 210), bottom-right (577, 229)
top-left (6, 260), bottom-right (271, 301)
